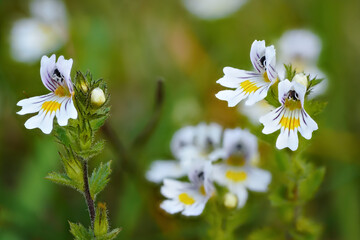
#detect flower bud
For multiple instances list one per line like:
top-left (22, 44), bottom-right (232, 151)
top-left (94, 202), bottom-right (109, 236)
top-left (292, 73), bottom-right (308, 88)
top-left (91, 87), bottom-right (106, 107)
top-left (224, 192), bottom-right (237, 209)
top-left (80, 82), bottom-right (88, 93)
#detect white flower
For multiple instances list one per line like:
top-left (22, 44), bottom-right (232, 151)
top-left (146, 123), bottom-right (224, 183)
top-left (182, 0), bottom-right (247, 20)
top-left (259, 79), bottom-right (318, 151)
top-left (276, 29), bottom-right (328, 98)
top-left (160, 163), bottom-right (214, 216)
top-left (17, 54), bottom-right (77, 134)
top-left (221, 128), bottom-right (258, 164)
top-left (10, 0), bottom-right (68, 63)
top-left (216, 40), bottom-right (278, 107)
top-left (238, 100), bottom-right (275, 125)
top-left (212, 127), bottom-right (271, 208)
top-left (212, 164), bottom-right (271, 208)
top-left (91, 87), bottom-right (106, 107)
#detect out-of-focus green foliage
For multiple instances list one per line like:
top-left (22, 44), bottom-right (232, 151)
top-left (1, 0), bottom-right (360, 239)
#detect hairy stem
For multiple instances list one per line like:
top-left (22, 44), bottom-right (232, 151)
top-left (83, 160), bottom-right (95, 227)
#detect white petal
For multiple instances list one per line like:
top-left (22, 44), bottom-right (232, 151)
top-left (66, 98), bottom-right (78, 120)
top-left (17, 93), bottom-right (54, 115)
top-left (56, 55), bottom-right (73, 91)
top-left (216, 89), bottom-right (246, 107)
top-left (229, 185), bottom-right (248, 208)
top-left (146, 160), bottom-right (186, 183)
top-left (182, 200), bottom-right (207, 216)
top-left (265, 45), bottom-right (277, 82)
top-left (250, 40), bottom-right (266, 73)
top-left (170, 126), bottom-right (196, 158)
top-left (298, 110), bottom-right (318, 139)
top-left (160, 200), bottom-right (184, 214)
top-left (24, 110), bottom-right (55, 134)
top-left (277, 79), bottom-right (292, 103)
top-left (276, 128), bottom-right (299, 151)
top-left (40, 54), bottom-right (57, 92)
top-left (259, 107), bottom-right (283, 134)
top-left (245, 167), bottom-right (271, 192)
top-left (161, 179), bottom-right (192, 199)
top-left (292, 81), bottom-right (307, 106)
top-left (245, 84), bottom-right (270, 106)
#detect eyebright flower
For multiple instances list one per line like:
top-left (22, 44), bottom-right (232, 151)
top-left (17, 54), bottom-right (77, 134)
top-left (216, 40), bottom-right (278, 107)
top-left (10, 0), bottom-right (68, 63)
top-left (182, 0), bottom-right (247, 20)
top-left (160, 163), bottom-right (214, 216)
top-left (212, 128), bottom-right (271, 208)
top-left (146, 123), bottom-right (224, 183)
top-left (259, 79), bottom-right (318, 151)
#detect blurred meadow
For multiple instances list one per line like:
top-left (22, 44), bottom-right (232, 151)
top-left (1, 0), bottom-right (360, 239)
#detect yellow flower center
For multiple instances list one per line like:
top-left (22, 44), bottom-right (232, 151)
top-left (41, 101), bottom-right (61, 114)
top-left (284, 99), bottom-right (301, 111)
top-left (226, 155), bottom-right (246, 166)
top-left (240, 80), bottom-right (260, 93)
top-left (279, 116), bottom-right (300, 130)
top-left (199, 185), bottom-right (206, 195)
top-left (263, 72), bottom-right (271, 83)
top-left (178, 193), bottom-right (195, 205)
top-left (55, 86), bottom-right (72, 97)
top-left (225, 170), bottom-right (247, 182)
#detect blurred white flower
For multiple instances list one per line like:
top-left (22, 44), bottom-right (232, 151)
top-left (260, 79), bottom-right (318, 151)
top-left (238, 100), bottom-right (275, 125)
top-left (146, 122), bottom-right (224, 183)
top-left (277, 29), bottom-right (328, 98)
top-left (182, 0), bottom-right (247, 20)
top-left (212, 128), bottom-right (271, 208)
top-left (160, 163), bottom-right (214, 216)
top-left (224, 192), bottom-right (237, 209)
top-left (216, 40), bottom-right (278, 107)
top-left (17, 54), bottom-right (77, 134)
top-left (10, 0), bottom-right (68, 63)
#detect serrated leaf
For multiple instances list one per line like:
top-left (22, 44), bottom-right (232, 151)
top-left (69, 222), bottom-right (94, 240)
top-left (59, 149), bottom-right (84, 189)
top-left (45, 172), bottom-right (80, 190)
top-left (284, 64), bottom-right (297, 80)
top-left (96, 228), bottom-right (121, 240)
top-left (90, 161), bottom-right (112, 199)
top-left (298, 167), bottom-right (325, 202)
top-left (90, 115), bottom-right (108, 132)
top-left (54, 125), bottom-right (72, 147)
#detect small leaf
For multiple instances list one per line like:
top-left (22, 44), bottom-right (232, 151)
top-left (69, 221), bottom-right (93, 240)
top-left (94, 203), bottom-right (109, 237)
top-left (90, 115), bottom-right (108, 132)
top-left (45, 172), bottom-right (80, 191)
top-left (90, 161), bottom-right (112, 199)
top-left (96, 228), bottom-right (121, 240)
top-left (59, 149), bottom-right (84, 190)
top-left (298, 166), bottom-right (325, 202)
top-left (269, 185), bottom-right (290, 207)
top-left (77, 140), bottom-right (105, 160)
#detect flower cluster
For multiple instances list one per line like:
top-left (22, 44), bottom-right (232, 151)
top-left (216, 40), bottom-right (321, 151)
top-left (147, 123), bottom-right (271, 216)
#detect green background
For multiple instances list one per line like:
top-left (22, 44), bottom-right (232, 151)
top-left (0, 0), bottom-right (360, 239)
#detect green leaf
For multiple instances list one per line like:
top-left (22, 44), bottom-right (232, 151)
top-left (304, 100), bottom-right (327, 116)
top-left (284, 64), bottom-right (297, 80)
top-left (69, 222), bottom-right (93, 240)
top-left (90, 115), bottom-right (108, 133)
top-left (90, 161), bottom-right (112, 199)
top-left (298, 167), bottom-right (325, 202)
top-left (95, 228), bottom-right (121, 240)
top-left (78, 140), bottom-right (105, 160)
top-left (45, 172), bottom-right (80, 191)
top-left (59, 149), bottom-right (84, 189)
